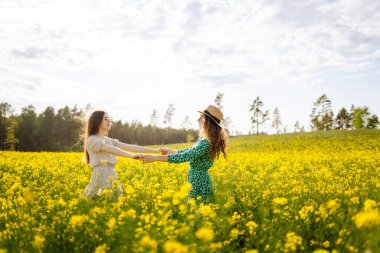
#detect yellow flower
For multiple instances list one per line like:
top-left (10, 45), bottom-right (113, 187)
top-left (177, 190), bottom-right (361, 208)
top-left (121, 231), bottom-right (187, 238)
top-left (350, 197), bottom-right (359, 204)
top-left (246, 221), bottom-right (258, 235)
top-left (352, 209), bottom-right (380, 228)
top-left (229, 228), bottom-right (240, 240)
top-left (172, 192), bottom-right (186, 205)
top-left (139, 235), bottom-right (157, 249)
top-left (57, 198), bottom-right (66, 206)
top-left (322, 240), bottom-right (330, 248)
top-left (94, 244), bottom-right (108, 253)
top-left (163, 240), bottom-right (188, 253)
top-left (273, 197), bottom-right (288, 205)
top-left (363, 199), bottom-right (377, 211)
top-left (284, 232), bottom-right (302, 251)
top-left (299, 205), bottom-right (314, 220)
top-left (326, 199), bottom-right (340, 214)
top-left (198, 205), bottom-right (216, 218)
top-left (127, 209), bottom-right (136, 219)
top-left (32, 235), bottom-right (45, 249)
top-left (70, 215), bottom-right (88, 228)
top-left (106, 217), bottom-right (116, 231)
top-left (348, 246), bottom-right (358, 252)
top-left (313, 250), bottom-right (329, 253)
top-left (195, 227), bottom-right (214, 242)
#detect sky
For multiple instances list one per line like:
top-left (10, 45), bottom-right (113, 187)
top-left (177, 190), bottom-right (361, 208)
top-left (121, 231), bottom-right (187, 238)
top-left (1, 0), bottom-right (379, 134)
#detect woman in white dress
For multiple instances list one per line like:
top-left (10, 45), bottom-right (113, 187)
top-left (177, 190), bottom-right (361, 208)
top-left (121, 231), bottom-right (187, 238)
top-left (81, 110), bottom-right (164, 201)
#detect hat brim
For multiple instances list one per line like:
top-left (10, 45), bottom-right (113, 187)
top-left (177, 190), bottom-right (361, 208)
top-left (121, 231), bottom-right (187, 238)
top-left (198, 110), bottom-right (223, 128)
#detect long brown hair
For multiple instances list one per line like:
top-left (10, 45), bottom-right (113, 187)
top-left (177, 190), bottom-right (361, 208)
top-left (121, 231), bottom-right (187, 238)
top-left (200, 111), bottom-right (228, 160)
top-left (82, 110), bottom-right (105, 164)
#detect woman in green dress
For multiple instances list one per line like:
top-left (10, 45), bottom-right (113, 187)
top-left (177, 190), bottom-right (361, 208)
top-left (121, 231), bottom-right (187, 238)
top-left (141, 105), bottom-right (229, 204)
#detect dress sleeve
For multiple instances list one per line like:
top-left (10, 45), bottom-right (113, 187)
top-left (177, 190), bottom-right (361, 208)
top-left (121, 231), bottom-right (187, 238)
top-left (86, 136), bottom-right (105, 152)
top-left (177, 147), bottom-right (191, 153)
top-left (168, 139), bottom-right (209, 163)
top-left (108, 137), bottom-right (121, 148)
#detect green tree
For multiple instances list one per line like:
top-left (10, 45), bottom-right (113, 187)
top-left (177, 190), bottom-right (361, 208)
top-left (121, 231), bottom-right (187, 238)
top-left (150, 109), bottom-right (159, 127)
top-left (37, 106), bottom-right (56, 151)
top-left (0, 102), bottom-right (14, 150)
top-left (5, 117), bottom-right (18, 150)
top-left (272, 107), bottom-right (282, 134)
top-left (352, 107), bottom-right (369, 129)
top-left (294, 121), bottom-right (300, 133)
top-left (366, 114), bottom-right (379, 129)
top-left (55, 105), bottom-right (83, 150)
top-left (163, 104), bottom-right (175, 128)
top-left (16, 105), bottom-right (38, 151)
top-left (335, 107), bottom-right (352, 130)
top-left (214, 92), bottom-right (232, 134)
top-left (181, 115), bottom-right (192, 130)
top-left (250, 96), bottom-right (269, 135)
top-left (310, 94), bottom-right (334, 131)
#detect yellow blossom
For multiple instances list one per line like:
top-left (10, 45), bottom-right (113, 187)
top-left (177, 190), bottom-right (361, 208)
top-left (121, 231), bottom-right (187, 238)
top-left (32, 235), bottom-right (45, 249)
top-left (273, 197), bottom-right (288, 205)
top-left (163, 240), bottom-right (188, 253)
top-left (195, 227), bottom-right (214, 242)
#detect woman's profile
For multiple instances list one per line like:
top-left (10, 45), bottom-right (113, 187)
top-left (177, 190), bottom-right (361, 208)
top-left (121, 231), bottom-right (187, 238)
top-left (140, 105), bottom-right (229, 204)
top-left (81, 110), bottom-right (164, 201)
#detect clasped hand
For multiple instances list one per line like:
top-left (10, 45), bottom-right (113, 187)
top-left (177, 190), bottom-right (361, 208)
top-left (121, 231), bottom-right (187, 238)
top-left (132, 147), bottom-right (174, 163)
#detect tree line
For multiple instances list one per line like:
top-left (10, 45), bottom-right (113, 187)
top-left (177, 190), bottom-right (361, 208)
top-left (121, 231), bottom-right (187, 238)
top-left (0, 92), bottom-right (232, 152)
top-left (0, 103), bottom-right (199, 152)
top-left (249, 94), bottom-right (379, 134)
top-left (1, 93), bottom-right (378, 151)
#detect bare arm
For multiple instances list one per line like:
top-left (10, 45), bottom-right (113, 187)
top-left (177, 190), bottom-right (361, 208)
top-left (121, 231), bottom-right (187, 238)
top-left (100, 144), bottom-right (141, 159)
top-left (141, 154), bottom-right (169, 163)
top-left (160, 148), bottom-right (179, 155)
top-left (118, 142), bottom-right (163, 153)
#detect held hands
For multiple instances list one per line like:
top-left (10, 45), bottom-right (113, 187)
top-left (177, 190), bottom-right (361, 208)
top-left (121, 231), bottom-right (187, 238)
top-left (132, 154), bottom-right (143, 160)
top-left (157, 147), bottom-right (176, 155)
top-left (131, 153), bottom-right (154, 163)
top-left (140, 154), bottom-right (155, 163)
top-left (132, 146), bottom-right (174, 163)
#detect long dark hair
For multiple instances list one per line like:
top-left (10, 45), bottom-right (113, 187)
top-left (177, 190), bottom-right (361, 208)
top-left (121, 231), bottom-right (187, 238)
top-left (201, 111), bottom-right (228, 160)
top-left (82, 110), bottom-right (105, 164)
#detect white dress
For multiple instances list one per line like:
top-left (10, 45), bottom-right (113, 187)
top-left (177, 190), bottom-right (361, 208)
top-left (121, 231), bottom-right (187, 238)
top-left (82, 134), bottom-right (123, 200)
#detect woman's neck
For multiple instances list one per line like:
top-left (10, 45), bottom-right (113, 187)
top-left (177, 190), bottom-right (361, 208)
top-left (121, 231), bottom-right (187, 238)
top-left (97, 129), bottom-right (107, 137)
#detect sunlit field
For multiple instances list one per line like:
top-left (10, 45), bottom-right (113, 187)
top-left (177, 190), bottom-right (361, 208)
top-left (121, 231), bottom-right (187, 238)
top-left (1, 129), bottom-right (379, 253)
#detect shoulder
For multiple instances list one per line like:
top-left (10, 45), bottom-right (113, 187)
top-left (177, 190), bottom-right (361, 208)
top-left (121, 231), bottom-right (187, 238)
top-left (198, 138), bottom-right (210, 147)
top-left (87, 135), bottom-right (97, 142)
top-left (199, 138), bottom-right (210, 144)
top-left (86, 135), bottom-right (105, 146)
top-left (87, 135), bottom-right (103, 142)
top-left (88, 134), bottom-right (101, 139)
top-left (86, 135), bottom-right (106, 152)
top-left (105, 136), bottom-right (121, 146)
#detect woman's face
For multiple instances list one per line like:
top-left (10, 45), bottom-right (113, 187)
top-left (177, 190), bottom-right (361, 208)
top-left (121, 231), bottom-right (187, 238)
top-left (197, 114), bottom-right (205, 131)
top-left (99, 112), bottom-right (112, 132)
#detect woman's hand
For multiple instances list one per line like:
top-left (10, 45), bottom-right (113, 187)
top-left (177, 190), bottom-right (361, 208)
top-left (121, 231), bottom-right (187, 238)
top-left (141, 154), bottom-right (156, 163)
top-left (159, 147), bottom-right (176, 155)
top-left (131, 153), bottom-right (143, 160)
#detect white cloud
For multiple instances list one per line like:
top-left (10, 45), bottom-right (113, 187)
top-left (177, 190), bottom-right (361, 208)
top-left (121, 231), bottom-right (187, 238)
top-left (0, 0), bottom-right (379, 134)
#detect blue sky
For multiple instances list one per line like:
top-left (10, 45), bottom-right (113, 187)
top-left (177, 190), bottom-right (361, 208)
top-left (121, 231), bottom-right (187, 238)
top-left (0, 0), bottom-right (379, 134)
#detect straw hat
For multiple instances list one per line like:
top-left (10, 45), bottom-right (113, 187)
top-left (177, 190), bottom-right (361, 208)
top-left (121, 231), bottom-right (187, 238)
top-left (198, 105), bottom-right (224, 128)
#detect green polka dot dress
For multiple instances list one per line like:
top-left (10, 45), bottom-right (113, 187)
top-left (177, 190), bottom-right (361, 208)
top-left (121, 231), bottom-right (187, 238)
top-left (168, 137), bottom-right (215, 204)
